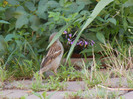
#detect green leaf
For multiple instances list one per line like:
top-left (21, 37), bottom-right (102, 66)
top-left (59, 0), bottom-right (65, 6)
top-left (0, 35), bottom-right (7, 51)
top-left (13, 6), bottom-right (26, 18)
top-left (68, 3), bottom-right (78, 13)
top-left (6, 0), bottom-right (19, 5)
top-left (76, 2), bottom-right (85, 12)
top-left (104, 14), bottom-right (110, 20)
top-left (5, 7), bottom-right (15, 20)
top-left (48, 12), bottom-right (60, 21)
top-left (36, 0), bottom-right (48, 19)
top-left (80, 43), bottom-right (103, 54)
top-left (25, 2), bottom-right (36, 11)
top-left (16, 15), bottom-right (29, 29)
top-left (76, 0), bottom-right (92, 5)
top-left (123, 0), bottom-right (133, 7)
top-left (96, 32), bottom-right (105, 43)
top-left (107, 18), bottom-right (116, 25)
top-left (29, 15), bottom-right (40, 31)
top-left (5, 34), bottom-right (15, 42)
top-left (66, 0), bottom-right (114, 61)
top-left (123, 17), bottom-right (128, 30)
top-left (64, 2), bottom-right (72, 7)
top-left (47, 1), bottom-right (59, 8)
top-left (0, 20), bottom-right (10, 24)
top-left (0, 7), bottom-right (5, 11)
top-left (15, 40), bottom-right (23, 48)
top-left (127, 16), bottom-right (133, 23)
top-left (42, 92), bottom-right (46, 99)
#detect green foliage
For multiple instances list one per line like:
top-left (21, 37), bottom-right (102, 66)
top-left (0, 67), bottom-right (8, 82)
top-left (0, 0), bottom-right (133, 78)
top-left (66, 0), bottom-right (114, 61)
top-left (57, 65), bottom-right (83, 81)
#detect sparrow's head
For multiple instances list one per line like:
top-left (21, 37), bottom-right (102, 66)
top-left (49, 32), bottom-right (59, 42)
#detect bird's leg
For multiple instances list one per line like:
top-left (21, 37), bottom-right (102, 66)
top-left (53, 69), bottom-right (58, 76)
top-left (54, 69), bottom-right (57, 74)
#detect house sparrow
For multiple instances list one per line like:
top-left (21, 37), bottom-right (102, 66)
top-left (39, 32), bottom-right (64, 75)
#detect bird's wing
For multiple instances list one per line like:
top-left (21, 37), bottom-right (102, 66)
top-left (40, 44), bottom-right (62, 68)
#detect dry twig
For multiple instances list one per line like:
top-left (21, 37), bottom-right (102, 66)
top-left (98, 84), bottom-right (133, 91)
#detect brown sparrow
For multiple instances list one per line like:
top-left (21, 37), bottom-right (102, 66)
top-left (39, 32), bottom-right (64, 75)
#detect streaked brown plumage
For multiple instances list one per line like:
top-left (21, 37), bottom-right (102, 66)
top-left (39, 32), bottom-right (64, 75)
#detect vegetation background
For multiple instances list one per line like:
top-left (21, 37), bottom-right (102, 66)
top-left (0, 0), bottom-right (133, 79)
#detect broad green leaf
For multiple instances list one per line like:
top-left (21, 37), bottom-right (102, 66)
top-left (123, 0), bottom-right (133, 7)
top-left (32, 0), bottom-right (36, 4)
top-left (5, 34), bottom-right (15, 42)
top-left (59, 0), bottom-right (65, 6)
top-left (36, 0), bottom-right (48, 19)
top-left (104, 14), bottom-right (110, 20)
top-left (69, 3), bottom-right (78, 13)
top-left (25, 2), bottom-right (36, 11)
top-left (29, 15), bottom-right (40, 31)
top-left (47, 1), bottom-right (59, 8)
top-left (6, 0), bottom-right (19, 5)
top-left (76, 2), bottom-right (85, 12)
top-left (107, 18), bottom-right (116, 25)
top-left (15, 40), bottom-right (23, 48)
top-left (97, 16), bottom-right (105, 22)
top-left (0, 7), bottom-right (5, 11)
top-left (96, 32), bottom-right (105, 44)
top-left (127, 16), bottom-right (133, 23)
top-left (83, 32), bottom-right (98, 40)
top-left (5, 7), bottom-right (15, 20)
top-left (13, 11), bottom-right (24, 18)
top-left (13, 6), bottom-right (26, 18)
top-left (76, 0), bottom-right (92, 5)
top-left (66, 0), bottom-right (114, 61)
top-left (16, 6), bottom-right (25, 12)
top-left (80, 10), bottom-right (90, 15)
top-left (0, 20), bottom-right (10, 24)
top-left (16, 15), bottom-right (29, 29)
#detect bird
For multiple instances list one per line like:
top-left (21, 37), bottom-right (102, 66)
top-left (39, 32), bottom-right (64, 76)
